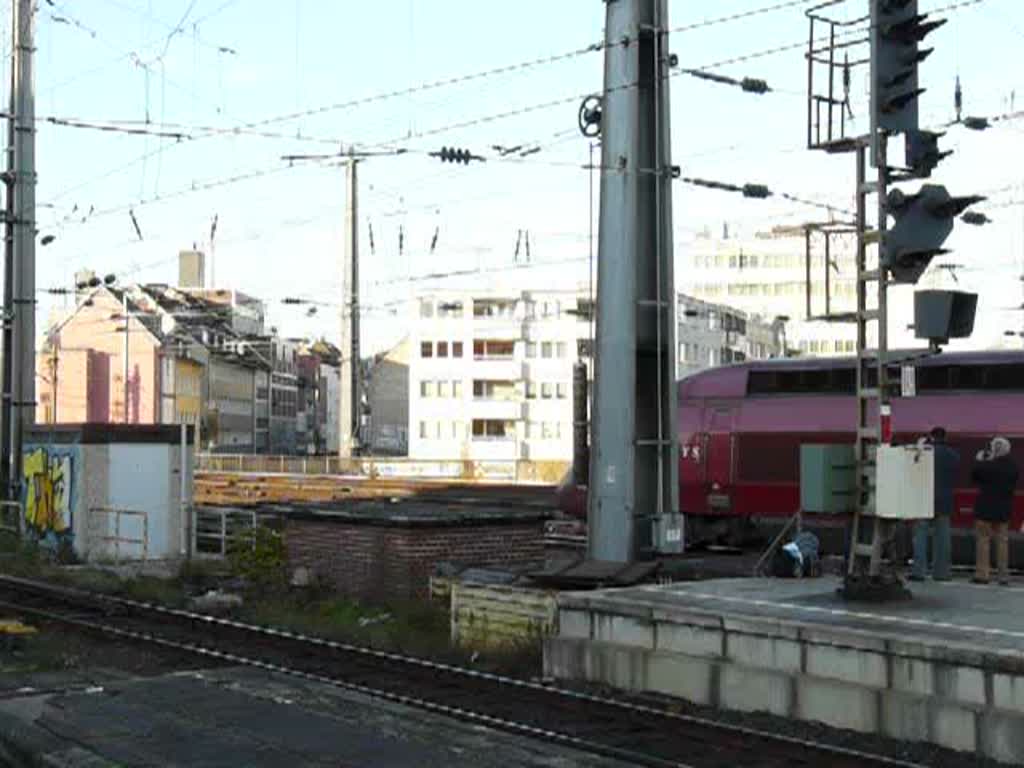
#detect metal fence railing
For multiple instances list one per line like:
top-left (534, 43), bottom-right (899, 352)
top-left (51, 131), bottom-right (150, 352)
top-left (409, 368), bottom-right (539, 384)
top-left (195, 453), bottom-right (571, 484)
top-left (0, 501), bottom-right (22, 537)
top-left (88, 507), bottom-right (148, 563)
top-left (193, 506), bottom-right (282, 557)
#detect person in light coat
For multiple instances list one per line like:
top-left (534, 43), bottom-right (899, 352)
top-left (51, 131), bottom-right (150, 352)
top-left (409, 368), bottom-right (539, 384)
top-left (971, 436), bottom-right (1019, 585)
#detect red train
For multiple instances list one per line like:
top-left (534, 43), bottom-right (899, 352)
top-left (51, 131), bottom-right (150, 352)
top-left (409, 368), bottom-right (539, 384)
top-left (559, 350), bottom-right (1024, 542)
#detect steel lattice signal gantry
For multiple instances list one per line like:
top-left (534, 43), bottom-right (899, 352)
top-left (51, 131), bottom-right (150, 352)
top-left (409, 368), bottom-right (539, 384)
top-left (802, 1), bottom-right (988, 599)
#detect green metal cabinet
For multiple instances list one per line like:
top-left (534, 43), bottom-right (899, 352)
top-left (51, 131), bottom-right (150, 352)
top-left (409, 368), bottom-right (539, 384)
top-left (800, 444), bottom-right (856, 514)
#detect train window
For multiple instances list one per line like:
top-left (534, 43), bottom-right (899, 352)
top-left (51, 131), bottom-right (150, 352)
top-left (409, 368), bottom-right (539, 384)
top-left (831, 368), bottom-right (856, 392)
top-left (949, 365), bottom-right (983, 390)
top-left (983, 364), bottom-right (1024, 390)
top-left (747, 368), bottom-right (857, 396)
top-left (915, 365), bottom-right (951, 391)
top-left (747, 361), bottom-right (1024, 397)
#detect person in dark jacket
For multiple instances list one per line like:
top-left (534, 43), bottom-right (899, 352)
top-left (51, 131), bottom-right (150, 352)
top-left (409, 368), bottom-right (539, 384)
top-left (971, 436), bottom-right (1019, 585)
top-left (911, 427), bottom-right (959, 581)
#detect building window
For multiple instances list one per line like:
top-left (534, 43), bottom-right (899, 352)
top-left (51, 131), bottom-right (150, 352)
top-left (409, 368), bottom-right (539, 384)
top-left (420, 299), bottom-right (434, 318)
top-left (438, 300), bottom-right (463, 318)
top-left (452, 341), bottom-right (463, 358)
top-left (474, 299), bottom-right (515, 318)
top-left (556, 382), bottom-right (568, 399)
top-left (526, 381), bottom-right (537, 399)
top-left (471, 419), bottom-right (515, 440)
top-left (524, 300), bottom-right (536, 319)
top-left (473, 380), bottom-right (516, 401)
top-left (420, 341), bottom-right (433, 358)
top-left (556, 342), bottom-right (567, 359)
top-left (577, 339), bottom-right (593, 358)
top-left (437, 341), bottom-right (449, 358)
top-left (541, 382), bottom-right (553, 399)
top-left (453, 381), bottom-right (463, 398)
top-left (419, 421), bottom-right (429, 439)
top-left (526, 341), bottom-right (537, 358)
top-left (420, 381), bottom-right (435, 398)
top-left (473, 340), bottom-right (514, 359)
top-left (541, 342), bottom-right (553, 359)
top-left (438, 381), bottom-right (450, 398)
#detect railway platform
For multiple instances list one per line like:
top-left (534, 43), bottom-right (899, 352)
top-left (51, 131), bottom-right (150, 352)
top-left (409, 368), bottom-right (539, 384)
top-left (544, 576), bottom-right (1024, 765)
top-left (0, 666), bottom-right (629, 767)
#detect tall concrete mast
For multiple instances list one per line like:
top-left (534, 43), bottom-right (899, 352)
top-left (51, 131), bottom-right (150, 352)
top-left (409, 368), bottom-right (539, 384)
top-left (2, 0), bottom-right (36, 501)
top-left (338, 155), bottom-right (361, 459)
top-left (588, 0), bottom-right (682, 562)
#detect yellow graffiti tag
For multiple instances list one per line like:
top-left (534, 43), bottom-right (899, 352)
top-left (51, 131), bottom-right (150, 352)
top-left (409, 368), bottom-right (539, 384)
top-left (23, 448), bottom-right (71, 534)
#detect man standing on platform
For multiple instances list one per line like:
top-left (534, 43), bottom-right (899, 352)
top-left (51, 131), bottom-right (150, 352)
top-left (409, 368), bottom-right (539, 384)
top-left (911, 427), bottom-right (959, 582)
top-left (971, 436), bottom-right (1019, 585)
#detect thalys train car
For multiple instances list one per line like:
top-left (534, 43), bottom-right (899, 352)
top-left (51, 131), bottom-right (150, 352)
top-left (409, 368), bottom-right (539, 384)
top-left (558, 350), bottom-right (1024, 544)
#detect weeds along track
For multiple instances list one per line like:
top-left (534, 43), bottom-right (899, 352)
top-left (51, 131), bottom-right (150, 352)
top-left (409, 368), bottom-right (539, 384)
top-left (0, 573), bottom-right (926, 768)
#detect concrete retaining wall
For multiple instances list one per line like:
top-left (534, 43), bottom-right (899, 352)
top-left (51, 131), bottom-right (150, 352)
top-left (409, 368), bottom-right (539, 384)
top-left (544, 599), bottom-right (1024, 763)
top-left (450, 582), bottom-right (556, 650)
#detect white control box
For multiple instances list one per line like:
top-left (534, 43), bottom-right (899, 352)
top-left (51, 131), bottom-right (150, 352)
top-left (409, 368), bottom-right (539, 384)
top-left (875, 444), bottom-right (934, 520)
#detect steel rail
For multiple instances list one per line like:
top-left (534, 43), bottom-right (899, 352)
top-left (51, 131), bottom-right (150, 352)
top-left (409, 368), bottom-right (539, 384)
top-left (0, 574), bottom-right (929, 768)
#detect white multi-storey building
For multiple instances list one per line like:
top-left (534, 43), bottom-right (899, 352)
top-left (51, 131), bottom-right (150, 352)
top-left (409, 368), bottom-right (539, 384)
top-left (407, 286), bottom-right (783, 463)
top-left (409, 289), bottom-right (591, 463)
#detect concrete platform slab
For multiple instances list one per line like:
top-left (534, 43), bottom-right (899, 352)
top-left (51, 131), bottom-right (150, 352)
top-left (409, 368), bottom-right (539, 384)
top-left (0, 666), bottom-right (629, 768)
top-left (544, 576), bottom-right (1024, 764)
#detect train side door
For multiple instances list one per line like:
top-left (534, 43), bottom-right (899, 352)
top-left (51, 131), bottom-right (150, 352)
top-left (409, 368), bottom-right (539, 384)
top-left (703, 404), bottom-right (735, 512)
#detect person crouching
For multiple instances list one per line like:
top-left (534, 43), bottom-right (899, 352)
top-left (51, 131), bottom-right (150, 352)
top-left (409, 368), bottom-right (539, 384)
top-left (971, 437), bottom-right (1019, 585)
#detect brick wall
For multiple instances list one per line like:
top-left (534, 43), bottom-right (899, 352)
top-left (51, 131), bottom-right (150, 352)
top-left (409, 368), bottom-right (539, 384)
top-left (284, 518), bottom-right (544, 601)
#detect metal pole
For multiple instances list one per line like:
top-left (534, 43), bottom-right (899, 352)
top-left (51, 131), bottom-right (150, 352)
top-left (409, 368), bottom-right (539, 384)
top-left (123, 292), bottom-right (129, 422)
top-left (180, 421), bottom-right (188, 559)
top-left (9, 0), bottom-right (35, 504)
top-left (572, 361), bottom-right (589, 488)
top-left (339, 156), bottom-right (359, 459)
top-left (588, 0), bottom-right (681, 563)
top-left (0, 17), bottom-right (14, 499)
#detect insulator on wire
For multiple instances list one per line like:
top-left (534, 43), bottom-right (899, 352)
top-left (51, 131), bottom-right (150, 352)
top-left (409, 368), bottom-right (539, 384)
top-left (399, 225), bottom-right (404, 256)
top-left (429, 226), bottom-right (439, 254)
top-left (514, 229), bottom-right (522, 262)
top-left (368, 219), bottom-right (376, 255)
top-left (955, 75), bottom-right (963, 122)
top-left (742, 183), bottom-right (772, 199)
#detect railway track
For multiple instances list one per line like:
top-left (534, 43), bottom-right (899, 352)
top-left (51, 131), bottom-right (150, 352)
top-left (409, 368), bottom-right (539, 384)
top-left (195, 471), bottom-right (558, 507)
top-left (0, 573), bottom-right (926, 768)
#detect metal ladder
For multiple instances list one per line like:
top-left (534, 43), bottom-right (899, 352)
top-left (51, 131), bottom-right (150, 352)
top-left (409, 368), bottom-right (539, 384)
top-left (844, 134), bottom-right (905, 598)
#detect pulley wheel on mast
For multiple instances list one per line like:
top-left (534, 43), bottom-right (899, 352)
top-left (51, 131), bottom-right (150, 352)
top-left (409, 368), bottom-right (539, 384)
top-left (578, 95), bottom-right (603, 138)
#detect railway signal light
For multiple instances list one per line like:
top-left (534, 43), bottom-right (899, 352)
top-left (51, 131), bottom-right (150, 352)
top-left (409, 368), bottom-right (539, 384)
top-left (870, 1), bottom-right (946, 154)
top-left (914, 289), bottom-right (978, 345)
top-left (904, 128), bottom-right (951, 178)
top-left (882, 184), bottom-right (985, 284)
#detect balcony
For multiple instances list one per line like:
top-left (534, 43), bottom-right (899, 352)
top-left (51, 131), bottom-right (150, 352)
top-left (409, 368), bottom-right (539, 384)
top-left (471, 358), bottom-right (523, 380)
top-left (470, 398), bottom-right (524, 421)
top-left (467, 438), bottom-right (519, 461)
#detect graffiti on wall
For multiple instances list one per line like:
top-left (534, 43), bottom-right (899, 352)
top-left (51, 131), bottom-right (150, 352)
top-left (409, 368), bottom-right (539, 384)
top-left (23, 446), bottom-right (76, 547)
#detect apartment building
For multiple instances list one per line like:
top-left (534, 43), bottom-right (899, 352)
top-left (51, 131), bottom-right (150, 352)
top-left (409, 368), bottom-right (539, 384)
top-left (675, 294), bottom-right (784, 378)
top-left (408, 289), bottom-right (591, 463)
top-left (406, 286), bottom-right (782, 462)
top-left (680, 229), bottom-right (862, 356)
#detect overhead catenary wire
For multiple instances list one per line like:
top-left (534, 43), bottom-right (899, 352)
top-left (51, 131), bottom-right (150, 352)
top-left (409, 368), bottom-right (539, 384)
top-left (44, 0), bottom-right (994, 233)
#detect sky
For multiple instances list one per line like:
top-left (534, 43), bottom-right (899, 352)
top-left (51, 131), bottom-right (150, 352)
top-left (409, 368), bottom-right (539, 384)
top-left (15, 0), bottom-right (1024, 354)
